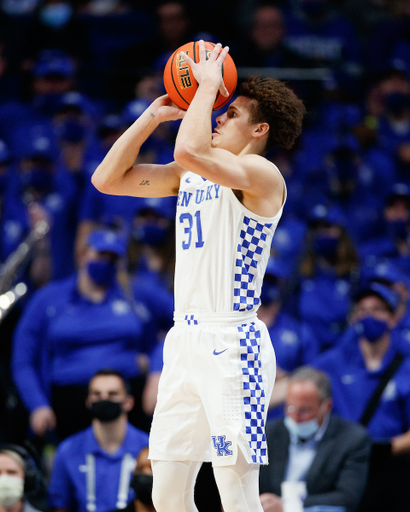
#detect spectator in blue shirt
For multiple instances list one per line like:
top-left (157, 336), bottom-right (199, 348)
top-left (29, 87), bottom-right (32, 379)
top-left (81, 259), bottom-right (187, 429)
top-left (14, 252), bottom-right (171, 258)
top-left (129, 203), bottom-right (175, 345)
top-left (359, 182), bottom-right (410, 276)
top-left (360, 260), bottom-right (410, 347)
top-left (48, 369), bottom-right (149, 512)
top-left (313, 282), bottom-right (410, 512)
top-left (296, 204), bottom-right (359, 353)
top-left (5, 130), bottom-right (82, 284)
top-left (12, 228), bottom-right (151, 441)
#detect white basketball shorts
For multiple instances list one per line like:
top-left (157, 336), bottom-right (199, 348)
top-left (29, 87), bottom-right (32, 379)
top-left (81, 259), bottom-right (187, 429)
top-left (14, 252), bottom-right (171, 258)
top-left (148, 311), bottom-right (276, 467)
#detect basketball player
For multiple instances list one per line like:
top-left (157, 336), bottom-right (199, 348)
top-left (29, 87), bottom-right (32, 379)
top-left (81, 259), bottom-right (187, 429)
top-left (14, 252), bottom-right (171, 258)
top-left (92, 41), bottom-right (306, 512)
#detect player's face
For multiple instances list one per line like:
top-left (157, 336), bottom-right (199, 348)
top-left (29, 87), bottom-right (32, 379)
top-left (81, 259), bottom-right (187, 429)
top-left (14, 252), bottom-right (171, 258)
top-left (212, 96), bottom-right (257, 153)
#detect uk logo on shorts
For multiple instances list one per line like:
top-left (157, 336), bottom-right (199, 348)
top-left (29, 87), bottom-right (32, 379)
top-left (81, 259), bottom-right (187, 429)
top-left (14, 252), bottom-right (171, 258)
top-left (212, 435), bottom-right (233, 457)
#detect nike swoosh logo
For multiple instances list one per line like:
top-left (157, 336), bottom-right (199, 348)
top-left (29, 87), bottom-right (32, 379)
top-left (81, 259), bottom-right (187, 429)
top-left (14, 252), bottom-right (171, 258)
top-left (213, 349), bottom-right (228, 356)
top-left (185, 177), bottom-right (191, 183)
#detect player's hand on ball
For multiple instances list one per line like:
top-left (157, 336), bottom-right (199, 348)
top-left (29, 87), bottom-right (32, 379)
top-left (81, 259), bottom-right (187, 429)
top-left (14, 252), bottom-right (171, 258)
top-left (150, 95), bottom-right (185, 122)
top-left (180, 40), bottom-right (230, 98)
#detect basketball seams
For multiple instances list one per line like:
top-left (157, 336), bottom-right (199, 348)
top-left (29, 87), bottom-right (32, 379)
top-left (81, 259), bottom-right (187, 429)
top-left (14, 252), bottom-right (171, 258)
top-left (169, 49), bottom-right (190, 109)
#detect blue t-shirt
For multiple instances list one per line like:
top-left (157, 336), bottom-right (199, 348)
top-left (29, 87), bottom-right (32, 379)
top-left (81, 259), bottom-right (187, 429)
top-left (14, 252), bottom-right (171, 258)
top-left (298, 271), bottom-right (351, 352)
top-left (269, 310), bottom-right (319, 372)
top-left (12, 276), bottom-right (146, 412)
top-left (48, 423), bottom-right (149, 512)
top-left (148, 341), bottom-right (165, 374)
top-left (313, 339), bottom-right (410, 440)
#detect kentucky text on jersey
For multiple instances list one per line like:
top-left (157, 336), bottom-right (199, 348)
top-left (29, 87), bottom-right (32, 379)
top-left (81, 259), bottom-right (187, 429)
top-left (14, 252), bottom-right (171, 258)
top-left (177, 182), bottom-right (221, 207)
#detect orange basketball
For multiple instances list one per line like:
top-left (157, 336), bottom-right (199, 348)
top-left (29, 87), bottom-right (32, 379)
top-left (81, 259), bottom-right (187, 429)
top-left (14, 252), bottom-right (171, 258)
top-left (163, 41), bottom-right (237, 112)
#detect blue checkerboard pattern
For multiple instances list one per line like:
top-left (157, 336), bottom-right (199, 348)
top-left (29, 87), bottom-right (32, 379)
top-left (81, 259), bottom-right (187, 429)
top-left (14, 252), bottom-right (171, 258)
top-left (184, 314), bottom-right (198, 325)
top-left (233, 216), bottom-right (273, 312)
top-left (238, 322), bottom-right (267, 464)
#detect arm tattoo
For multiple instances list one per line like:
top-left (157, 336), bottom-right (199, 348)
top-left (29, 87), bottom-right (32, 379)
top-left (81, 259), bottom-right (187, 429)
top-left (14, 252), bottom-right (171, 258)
top-left (139, 180), bottom-right (150, 186)
top-left (149, 112), bottom-right (155, 118)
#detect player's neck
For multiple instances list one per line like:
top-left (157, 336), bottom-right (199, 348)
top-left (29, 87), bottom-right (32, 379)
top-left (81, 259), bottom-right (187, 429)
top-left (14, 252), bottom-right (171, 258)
top-left (92, 416), bottom-right (127, 454)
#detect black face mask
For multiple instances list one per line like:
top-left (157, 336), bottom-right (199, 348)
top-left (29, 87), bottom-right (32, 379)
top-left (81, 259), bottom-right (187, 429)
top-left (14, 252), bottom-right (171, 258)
top-left (89, 400), bottom-right (123, 422)
top-left (131, 474), bottom-right (153, 506)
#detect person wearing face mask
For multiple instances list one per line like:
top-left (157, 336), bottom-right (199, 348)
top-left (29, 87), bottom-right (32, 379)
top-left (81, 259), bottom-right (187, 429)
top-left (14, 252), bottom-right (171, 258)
top-left (259, 366), bottom-right (371, 512)
top-left (0, 445), bottom-right (46, 512)
top-left (12, 228), bottom-right (152, 442)
top-left (359, 183), bottom-right (410, 276)
top-left (108, 447), bottom-right (155, 512)
top-left (296, 204), bottom-right (359, 353)
top-left (313, 282), bottom-right (410, 512)
top-left (48, 370), bottom-right (149, 512)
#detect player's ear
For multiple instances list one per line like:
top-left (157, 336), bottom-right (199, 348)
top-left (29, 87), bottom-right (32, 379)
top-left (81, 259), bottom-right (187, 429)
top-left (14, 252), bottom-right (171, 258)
top-left (253, 122), bottom-right (269, 139)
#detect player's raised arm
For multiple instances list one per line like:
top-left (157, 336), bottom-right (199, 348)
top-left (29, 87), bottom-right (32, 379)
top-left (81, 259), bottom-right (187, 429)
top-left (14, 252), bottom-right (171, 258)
top-left (92, 95), bottom-right (185, 198)
top-left (173, 41), bottom-right (305, 210)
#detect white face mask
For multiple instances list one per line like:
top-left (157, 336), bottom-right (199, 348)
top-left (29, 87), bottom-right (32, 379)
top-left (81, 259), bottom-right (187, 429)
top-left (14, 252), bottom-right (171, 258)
top-left (0, 475), bottom-right (24, 508)
top-left (284, 402), bottom-right (327, 439)
top-left (284, 415), bottom-right (320, 439)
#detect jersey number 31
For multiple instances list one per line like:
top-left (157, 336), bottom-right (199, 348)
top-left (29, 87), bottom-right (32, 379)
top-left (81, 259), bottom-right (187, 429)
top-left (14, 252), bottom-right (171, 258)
top-left (179, 211), bottom-right (204, 250)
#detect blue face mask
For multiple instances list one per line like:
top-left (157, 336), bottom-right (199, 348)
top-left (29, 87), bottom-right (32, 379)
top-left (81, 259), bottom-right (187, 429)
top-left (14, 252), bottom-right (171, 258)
top-left (284, 415), bottom-right (320, 439)
top-left (355, 316), bottom-right (389, 343)
top-left (133, 222), bottom-right (168, 246)
top-left (87, 260), bottom-right (117, 288)
top-left (40, 3), bottom-right (72, 29)
top-left (313, 234), bottom-right (339, 258)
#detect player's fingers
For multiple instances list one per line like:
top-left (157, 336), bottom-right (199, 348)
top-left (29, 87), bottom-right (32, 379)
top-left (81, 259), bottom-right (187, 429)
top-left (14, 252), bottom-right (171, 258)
top-left (219, 81), bottom-right (230, 97)
top-left (209, 42), bottom-right (222, 62)
top-left (218, 46), bottom-right (230, 65)
top-left (179, 51), bottom-right (194, 68)
top-left (198, 39), bottom-right (206, 61)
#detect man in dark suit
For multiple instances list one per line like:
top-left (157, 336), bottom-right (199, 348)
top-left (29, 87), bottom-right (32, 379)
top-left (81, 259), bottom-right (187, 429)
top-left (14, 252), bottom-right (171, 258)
top-left (259, 366), bottom-right (371, 512)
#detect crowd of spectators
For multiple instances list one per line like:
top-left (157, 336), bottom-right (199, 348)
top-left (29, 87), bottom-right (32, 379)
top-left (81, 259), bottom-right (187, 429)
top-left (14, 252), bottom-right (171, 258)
top-left (1, 0), bottom-right (410, 511)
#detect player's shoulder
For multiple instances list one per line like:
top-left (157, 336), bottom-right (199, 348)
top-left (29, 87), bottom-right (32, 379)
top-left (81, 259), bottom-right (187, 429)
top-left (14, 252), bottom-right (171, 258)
top-left (242, 154), bottom-right (283, 182)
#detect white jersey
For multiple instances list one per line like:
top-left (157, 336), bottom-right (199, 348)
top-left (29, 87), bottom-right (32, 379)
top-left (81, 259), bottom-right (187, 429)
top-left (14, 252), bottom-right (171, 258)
top-left (174, 168), bottom-right (284, 316)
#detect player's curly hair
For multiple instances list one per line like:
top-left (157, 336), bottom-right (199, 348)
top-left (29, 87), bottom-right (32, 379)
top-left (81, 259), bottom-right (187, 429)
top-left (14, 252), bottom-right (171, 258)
top-left (239, 76), bottom-right (306, 152)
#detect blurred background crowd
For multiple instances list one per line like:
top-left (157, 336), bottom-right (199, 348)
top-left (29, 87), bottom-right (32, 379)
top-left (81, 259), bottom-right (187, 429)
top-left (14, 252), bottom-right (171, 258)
top-left (1, 0), bottom-right (410, 511)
